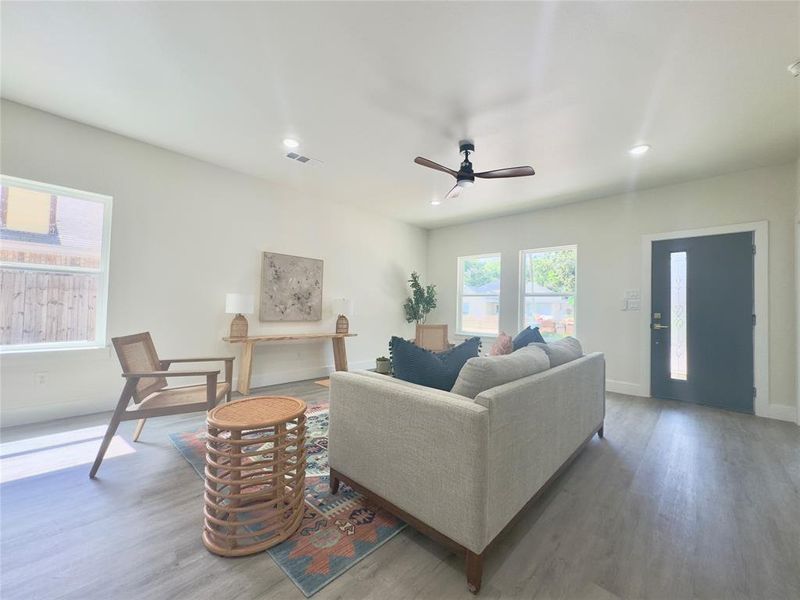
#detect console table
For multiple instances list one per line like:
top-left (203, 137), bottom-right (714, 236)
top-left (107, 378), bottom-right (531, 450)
top-left (223, 333), bottom-right (357, 394)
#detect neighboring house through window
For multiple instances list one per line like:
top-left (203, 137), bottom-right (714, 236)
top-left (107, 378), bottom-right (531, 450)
top-left (457, 253), bottom-right (501, 336)
top-left (520, 245), bottom-right (576, 340)
top-left (0, 175), bottom-right (112, 351)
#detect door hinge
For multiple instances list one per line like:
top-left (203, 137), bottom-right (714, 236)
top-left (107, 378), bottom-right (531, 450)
top-left (752, 314), bottom-right (756, 326)
top-left (752, 244), bottom-right (757, 255)
top-left (753, 387), bottom-right (757, 399)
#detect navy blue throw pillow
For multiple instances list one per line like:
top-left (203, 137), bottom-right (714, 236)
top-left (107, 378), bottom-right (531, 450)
top-left (389, 336), bottom-right (481, 391)
top-left (512, 326), bottom-right (545, 351)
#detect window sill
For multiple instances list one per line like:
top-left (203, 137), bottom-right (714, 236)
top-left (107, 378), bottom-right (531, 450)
top-left (0, 343), bottom-right (109, 355)
top-left (455, 332), bottom-right (498, 339)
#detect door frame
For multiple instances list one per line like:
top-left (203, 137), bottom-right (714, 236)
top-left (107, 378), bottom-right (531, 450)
top-left (639, 221), bottom-right (770, 418)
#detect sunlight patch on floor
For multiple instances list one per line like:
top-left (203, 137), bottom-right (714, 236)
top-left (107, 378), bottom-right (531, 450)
top-left (0, 426), bottom-right (135, 483)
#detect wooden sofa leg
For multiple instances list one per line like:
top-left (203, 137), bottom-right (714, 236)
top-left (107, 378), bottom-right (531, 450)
top-left (466, 550), bottom-right (483, 594)
top-left (330, 472), bottom-right (340, 495)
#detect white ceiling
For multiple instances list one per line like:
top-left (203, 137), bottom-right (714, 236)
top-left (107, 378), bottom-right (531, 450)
top-left (1, 2), bottom-right (798, 228)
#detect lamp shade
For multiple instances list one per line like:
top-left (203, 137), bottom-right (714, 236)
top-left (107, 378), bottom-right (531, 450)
top-left (225, 293), bottom-right (255, 315)
top-left (331, 298), bottom-right (353, 316)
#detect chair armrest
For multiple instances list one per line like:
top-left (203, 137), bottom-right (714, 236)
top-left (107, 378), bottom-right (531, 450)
top-left (159, 357), bottom-right (235, 364)
top-left (122, 370), bottom-right (220, 378)
top-left (158, 358), bottom-right (234, 386)
top-left (329, 371), bottom-right (489, 553)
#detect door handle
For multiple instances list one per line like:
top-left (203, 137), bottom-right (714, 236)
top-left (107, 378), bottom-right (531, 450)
top-left (652, 324), bottom-right (669, 330)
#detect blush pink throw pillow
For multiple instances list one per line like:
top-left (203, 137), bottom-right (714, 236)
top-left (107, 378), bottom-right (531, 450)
top-left (489, 332), bottom-right (513, 356)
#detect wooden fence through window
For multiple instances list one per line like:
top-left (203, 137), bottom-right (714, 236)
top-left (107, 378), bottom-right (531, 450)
top-left (0, 268), bottom-right (98, 345)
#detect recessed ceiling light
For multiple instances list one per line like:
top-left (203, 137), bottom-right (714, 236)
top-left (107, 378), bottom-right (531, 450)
top-left (629, 144), bottom-right (651, 156)
top-left (283, 138), bottom-right (300, 149)
top-left (431, 199), bottom-right (441, 206)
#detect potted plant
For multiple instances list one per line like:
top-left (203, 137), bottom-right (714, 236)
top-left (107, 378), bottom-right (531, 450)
top-left (375, 356), bottom-right (392, 374)
top-left (403, 271), bottom-right (437, 324)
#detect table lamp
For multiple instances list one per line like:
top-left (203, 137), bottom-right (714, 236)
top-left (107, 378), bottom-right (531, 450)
top-left (225, 293), bottom-right (255, 338)
top-left (332, 298), bottom-right (353, 334)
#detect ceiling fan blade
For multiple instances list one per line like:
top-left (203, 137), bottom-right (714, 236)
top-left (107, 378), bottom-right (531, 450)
top-left (414, 156), bottom-right (458, 177)
top-left (445, 183), bottom-right (462, 200)
top-left (474, 166), bottom-right (535, 179)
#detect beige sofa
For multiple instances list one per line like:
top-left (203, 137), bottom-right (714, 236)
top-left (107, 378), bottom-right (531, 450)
top-left (328, 351), bottom-right (605, 593)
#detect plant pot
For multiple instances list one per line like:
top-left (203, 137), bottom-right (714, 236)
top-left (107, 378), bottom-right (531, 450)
top-left (375, 358), bottom-right (392, 375)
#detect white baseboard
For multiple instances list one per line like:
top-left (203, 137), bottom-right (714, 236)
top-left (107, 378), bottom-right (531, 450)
top-left (1, 398), bottom-right (112, 428)
top-left (243, 360), bottom-right (374, 392)
top-left (606, 379), bottom-right (647, 397)
top-left (0, 361), bottom-right (377, 428)
top-left (605, 379), bottom-right (798, 424)
top-left (761, 403), bottom-right (798, 424)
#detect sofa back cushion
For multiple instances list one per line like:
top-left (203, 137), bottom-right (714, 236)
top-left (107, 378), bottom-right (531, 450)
top-left (451, 345), bottom-right (551, 399)
top-left (528, 336), bottom-right (583, 367)
top-left (390, 336), bottom-right (481, 391)
top-left (512, 326), bottom-right (546, 351)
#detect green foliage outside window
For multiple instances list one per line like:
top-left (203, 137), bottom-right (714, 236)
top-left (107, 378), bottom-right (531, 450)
top-left (526, 249), bottom-right (576, 294)
top-left (462, 257), bottom-right (501, 289)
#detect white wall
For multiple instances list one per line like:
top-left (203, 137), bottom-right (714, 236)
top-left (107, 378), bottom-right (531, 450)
top-left (796, 158), bottom-right (800, 423)
top-left (428, 163), bottom-right (798, 421)
top-left (0, 100), bottom-right (427, 426)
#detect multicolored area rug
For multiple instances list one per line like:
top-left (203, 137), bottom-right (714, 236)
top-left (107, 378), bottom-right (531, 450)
top-left (169, 402), bottom-right (406, 597)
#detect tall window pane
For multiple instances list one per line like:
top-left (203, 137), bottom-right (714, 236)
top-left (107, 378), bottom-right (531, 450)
top-left (458, 254), bottom-right (501, 335)
top-left (520, 246), bottom-right (576, 341)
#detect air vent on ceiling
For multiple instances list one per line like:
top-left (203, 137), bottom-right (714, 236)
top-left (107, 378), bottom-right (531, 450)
top-left (285, 152), bottom-right (322, 166)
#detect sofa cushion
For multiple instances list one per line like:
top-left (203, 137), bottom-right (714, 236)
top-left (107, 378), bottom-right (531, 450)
top-left (528, 336), bottom-right (583, 367)
top-left (451, 345), bottom-right (551, 399)
top-left (512, 326), bottom-right (545, 351)
top-left (389, 336), bottom-right (481, 391)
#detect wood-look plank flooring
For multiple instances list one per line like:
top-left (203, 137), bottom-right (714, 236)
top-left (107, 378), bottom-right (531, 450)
top-left (1, 380), bottom-right (798, 600)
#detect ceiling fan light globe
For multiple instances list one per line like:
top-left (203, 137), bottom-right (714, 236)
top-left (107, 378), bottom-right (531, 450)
top-left (457, 179), bottom-right (474, 188)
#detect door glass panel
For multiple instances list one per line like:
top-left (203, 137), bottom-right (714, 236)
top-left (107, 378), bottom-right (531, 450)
top-left (670, 252), bottom-right (687, 380)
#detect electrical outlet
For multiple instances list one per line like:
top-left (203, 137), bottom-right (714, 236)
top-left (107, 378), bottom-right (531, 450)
top-left (35, 372), bottom-right (48, 386)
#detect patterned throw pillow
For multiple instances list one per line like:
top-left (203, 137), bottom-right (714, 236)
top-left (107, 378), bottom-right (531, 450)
top-left (389, 336), bottom-right (481, 391)
top-left (512, 326), bottom-right (546, 351)
top-left (489, 332), bottom-right (513, 356)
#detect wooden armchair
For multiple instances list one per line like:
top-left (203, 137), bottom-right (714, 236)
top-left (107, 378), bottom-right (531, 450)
top-left (89, 332), bottom-right (234, 478)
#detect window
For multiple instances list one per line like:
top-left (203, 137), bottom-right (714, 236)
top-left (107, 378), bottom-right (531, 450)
top-left (0, 176), bottom-right (112, 352)
top-left (520, 245), bottom-right (576, 341)
top-left (457, 253), bottom-right (501, 336)
top-left (670, 251), bottom-right (687, 380)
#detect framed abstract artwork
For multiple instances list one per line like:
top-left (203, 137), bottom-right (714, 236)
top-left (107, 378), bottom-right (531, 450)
top-left (260, 252), bottom-right (323, 321)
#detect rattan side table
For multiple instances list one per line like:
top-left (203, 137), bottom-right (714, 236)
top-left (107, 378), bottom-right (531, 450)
top-left (202, 395), bottom-right (307, 557)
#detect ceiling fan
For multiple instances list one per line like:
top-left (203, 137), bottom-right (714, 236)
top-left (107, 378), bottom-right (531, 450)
top-left (414, 140), bottom-right (535, 200)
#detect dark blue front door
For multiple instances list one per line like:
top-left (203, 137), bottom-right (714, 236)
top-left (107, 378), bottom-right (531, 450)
top-left (650, 232), bottom-right (754, 413)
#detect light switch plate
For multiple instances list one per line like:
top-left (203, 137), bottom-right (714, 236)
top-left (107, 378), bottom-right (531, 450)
top-left (627, 299), bottom-right (641, 311)
top-left (625, 289), bottom-right (641, 300)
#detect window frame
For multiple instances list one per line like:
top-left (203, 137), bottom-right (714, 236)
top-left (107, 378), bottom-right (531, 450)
top-left (518, 244), bottom-right (577, 337)
top-left (456, 252), bottom-right (502, 337)
top-left (0, 175), bottom-right (113, 353)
